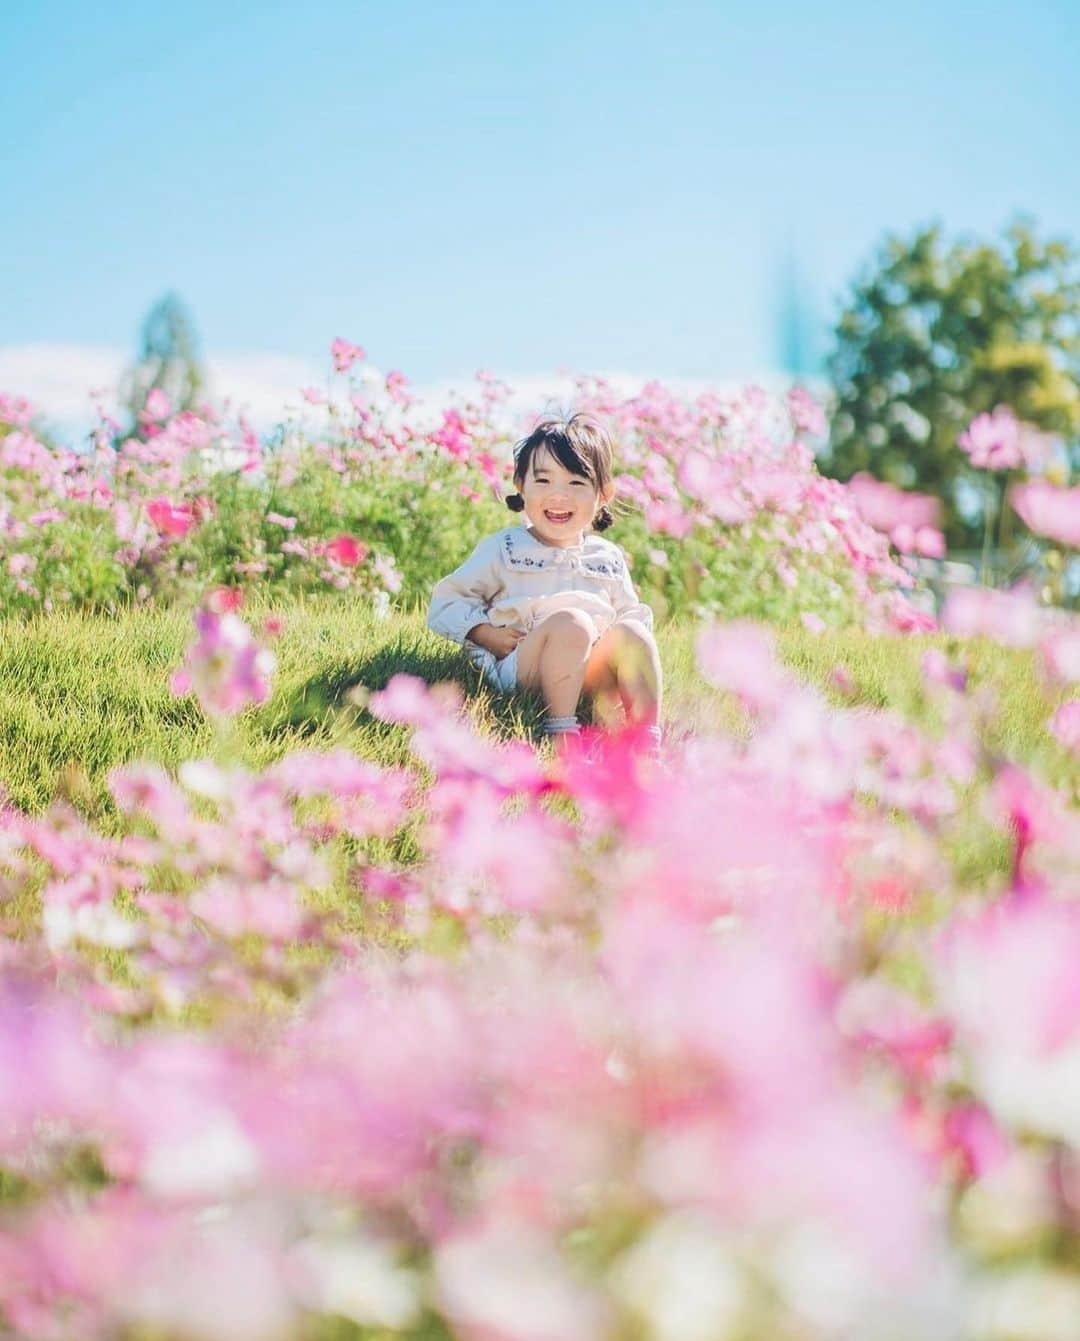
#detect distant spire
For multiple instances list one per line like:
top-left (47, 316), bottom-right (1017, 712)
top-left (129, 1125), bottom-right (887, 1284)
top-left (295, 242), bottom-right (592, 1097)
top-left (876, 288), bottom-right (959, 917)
top-left (777, 244), bottom-right (816, 379)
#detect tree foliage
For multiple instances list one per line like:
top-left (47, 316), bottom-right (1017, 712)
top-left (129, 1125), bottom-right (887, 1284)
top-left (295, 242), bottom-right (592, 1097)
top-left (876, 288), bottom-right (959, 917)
top-left (120, 292), bottom-right (205, 426)
top-left (825, 221), bottom-right (1080, 545)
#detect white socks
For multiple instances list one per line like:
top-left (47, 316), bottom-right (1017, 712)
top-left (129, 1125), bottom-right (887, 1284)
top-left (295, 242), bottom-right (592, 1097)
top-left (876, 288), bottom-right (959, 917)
top-left (543, 714), bottom-right (581, 736)
top-left (542, 716), bottom-right (663, 756)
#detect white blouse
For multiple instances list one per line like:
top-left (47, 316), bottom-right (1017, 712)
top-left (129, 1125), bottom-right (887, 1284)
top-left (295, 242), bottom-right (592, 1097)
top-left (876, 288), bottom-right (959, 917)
top-left (427, 525), bottom-right (654, 672)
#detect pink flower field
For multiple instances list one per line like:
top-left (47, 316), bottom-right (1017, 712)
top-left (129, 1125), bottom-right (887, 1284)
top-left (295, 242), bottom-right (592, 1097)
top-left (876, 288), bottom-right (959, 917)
top-left (1, 349), bottom-right (934, 632)
top-left (0, 347), bottom-right (1079, 1338)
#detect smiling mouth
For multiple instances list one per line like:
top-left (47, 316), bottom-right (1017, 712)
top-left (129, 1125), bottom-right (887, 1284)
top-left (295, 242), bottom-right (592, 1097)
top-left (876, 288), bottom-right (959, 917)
top-left (544, 510), bottom-right (573, 524)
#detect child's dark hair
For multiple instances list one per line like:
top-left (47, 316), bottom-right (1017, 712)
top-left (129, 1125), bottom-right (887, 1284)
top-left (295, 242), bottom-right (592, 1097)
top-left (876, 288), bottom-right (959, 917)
top-left (505, 413), bottom-right (617, 531)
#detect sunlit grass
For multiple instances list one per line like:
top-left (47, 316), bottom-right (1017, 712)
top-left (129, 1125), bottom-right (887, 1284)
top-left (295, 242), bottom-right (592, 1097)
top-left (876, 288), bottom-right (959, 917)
top-left (0, 596), bottom-right (1069, 855)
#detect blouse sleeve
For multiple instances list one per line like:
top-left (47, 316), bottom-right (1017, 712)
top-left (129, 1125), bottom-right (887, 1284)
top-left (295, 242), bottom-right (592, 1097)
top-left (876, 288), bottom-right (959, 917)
top-left (427, 533), bottom-right (505, 644)
top-left (610, 548), bottom-right (654, 631)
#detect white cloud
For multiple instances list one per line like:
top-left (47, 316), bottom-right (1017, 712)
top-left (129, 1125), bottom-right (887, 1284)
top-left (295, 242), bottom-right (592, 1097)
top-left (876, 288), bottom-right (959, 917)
top-left (0, 343), bottom-right (128, 429)
top-left (0, 343), bottom-right (325, 440)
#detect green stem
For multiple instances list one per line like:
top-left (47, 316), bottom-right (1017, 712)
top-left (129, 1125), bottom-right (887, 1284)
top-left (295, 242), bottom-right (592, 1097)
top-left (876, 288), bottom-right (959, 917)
top-left (997, 473), bottom-right (1013, 565)
top-left (980, 479), bottom-right (996, 587)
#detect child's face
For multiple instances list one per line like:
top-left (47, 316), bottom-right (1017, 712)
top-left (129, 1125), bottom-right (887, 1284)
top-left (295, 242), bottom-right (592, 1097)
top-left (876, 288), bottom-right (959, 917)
top-left (516, 448), bottom-right (611, 547)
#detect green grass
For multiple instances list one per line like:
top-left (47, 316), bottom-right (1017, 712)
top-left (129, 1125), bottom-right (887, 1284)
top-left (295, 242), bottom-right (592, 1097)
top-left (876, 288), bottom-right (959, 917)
top-left (0, 593), bottom-right (1070, 838)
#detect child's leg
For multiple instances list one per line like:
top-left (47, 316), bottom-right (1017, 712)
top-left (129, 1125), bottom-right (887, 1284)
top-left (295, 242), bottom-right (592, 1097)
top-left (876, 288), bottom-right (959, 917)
top-left (577, 654), bottom-right (625, 729)
top-left (582, 620), bottom-right (663, 727)
top-left (514, 610), bottom-right (599, 720)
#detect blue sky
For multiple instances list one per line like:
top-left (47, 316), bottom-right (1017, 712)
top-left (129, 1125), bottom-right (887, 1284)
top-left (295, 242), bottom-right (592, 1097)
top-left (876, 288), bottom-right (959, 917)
top-left (3, 0), bottom-right (1078, 421)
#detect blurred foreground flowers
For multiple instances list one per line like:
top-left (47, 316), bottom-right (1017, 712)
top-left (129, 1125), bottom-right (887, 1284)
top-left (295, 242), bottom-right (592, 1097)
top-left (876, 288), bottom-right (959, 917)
top-left (0, 603), bottom-right (1077, 1339)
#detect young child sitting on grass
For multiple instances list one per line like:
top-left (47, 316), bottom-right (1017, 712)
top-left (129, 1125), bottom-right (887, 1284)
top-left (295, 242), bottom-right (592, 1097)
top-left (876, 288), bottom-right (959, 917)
top-left (427, 413), bottom-right (662, 748)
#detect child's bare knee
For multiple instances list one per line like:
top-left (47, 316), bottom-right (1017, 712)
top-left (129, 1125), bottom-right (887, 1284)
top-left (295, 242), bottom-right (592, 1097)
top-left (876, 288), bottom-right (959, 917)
top-left (542, 610), bottom-right (598, 651)
top-left (608, 620), bottom-right (658, 668)
top-left (613, 618), bottom-right (654, 648)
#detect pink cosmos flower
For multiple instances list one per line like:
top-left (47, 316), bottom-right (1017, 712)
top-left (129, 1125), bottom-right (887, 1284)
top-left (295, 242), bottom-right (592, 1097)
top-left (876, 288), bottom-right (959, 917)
top-left (0, 392), bottom-right (35, 427)
top-left (324, 535), bottom-right (368, 567)
top-left (787, 385), bottom-right (827, 438)
top-left (921, 649), bottom-right (967, 693)
top-left (300, 386), bottom-right (327, 406)
top-left (435, 1217), bottom-right (605, 1341)
top-left (190, 876), bottom-right (310, 942)
top-left (846, 474), bottom-right (941, 537)
top-left (913, 525), bottom-right (946, 558)
top-left (1040, 627), bottom-right (1080, 684)
top-left (373, 553), bottom-right (403, 593)
top-left (696, 620), bottom-right (792, 713)
top-left (988, 765), bottom-right (1062, 892)
top-left (644, 499), bottom-right (696, 537)
top-left (1049, 700), bottom-right (1080, 752)
top-left (1010, 480), bottom-right (1080, 549)
top-left (438, 794), bottom-right (573, 914)
top-left (367, 673), bottom-right (443, 728)
top-left (941, 586), bottom-right (1043, 647)
top-left (936, 891), bottom-right (1080, 1143)
top-left (385, 370), bottom-right (411, 406)
top-left (206, 586), bottom-right (244, 614)
top-left (170, 608), bottom-right (276, 718)
top-left (7, 553), bottom-right (36, 576)
top-left (142, 387), bottom-right (172, 422)
top-left (958, 406), bottom-right (1023, 470)
top-left (330, 337), bottom-right (366, 374)
top-left (28, 508), bottom-right (64, 526)
top-left (430, 408), bottom-right (471, 461)
top-left (146, 497), bottom-right (197, 538)
top-left (880, 593), bottom-right (937, 633)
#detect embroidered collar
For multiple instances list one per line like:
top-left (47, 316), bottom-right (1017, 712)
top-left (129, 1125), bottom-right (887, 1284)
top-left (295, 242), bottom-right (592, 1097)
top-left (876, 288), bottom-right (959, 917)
top-left (501, 526), bottom-right (622, 578)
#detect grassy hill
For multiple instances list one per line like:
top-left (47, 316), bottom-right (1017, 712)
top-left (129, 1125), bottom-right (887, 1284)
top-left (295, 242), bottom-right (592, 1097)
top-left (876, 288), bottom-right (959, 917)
top-left (0, 595), bottom-right (1063, 834)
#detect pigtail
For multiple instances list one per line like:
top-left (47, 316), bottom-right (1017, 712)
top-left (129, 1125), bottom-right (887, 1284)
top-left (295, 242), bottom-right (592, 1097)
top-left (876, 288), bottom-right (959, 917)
top-left (592, 505), bottom-right (614, 532)
top-left (505, 493), bottom-right (526, 513)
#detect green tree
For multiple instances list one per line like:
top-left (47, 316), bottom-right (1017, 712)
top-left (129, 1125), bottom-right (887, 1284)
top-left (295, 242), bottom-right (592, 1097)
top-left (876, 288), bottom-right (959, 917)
top-left (825, 221), bottom-right (1080, 546)
top-left (120, 292), bottom-right (205, 428)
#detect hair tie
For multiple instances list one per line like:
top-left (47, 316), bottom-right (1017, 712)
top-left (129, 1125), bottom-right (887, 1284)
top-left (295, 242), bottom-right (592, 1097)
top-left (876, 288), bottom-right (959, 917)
top-left (505, 493), bottom-right (525, 512)
top-left (593, 505), bottom-right (614, 532)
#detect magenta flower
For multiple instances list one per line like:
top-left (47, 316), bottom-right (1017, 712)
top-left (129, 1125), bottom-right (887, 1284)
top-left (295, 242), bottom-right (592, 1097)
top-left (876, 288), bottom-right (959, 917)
top-left (206, 586), bottom-right (244, 614)
top-left (1010, 480), bottom-right (1080, 549)
top-left (958, 406), bottom-right (1023, 470)
top-left (146, 497), bottom-right (197, 539)
top-left (430, 408), bottom-right (472, 461)
top-left (170, 608), bottom-right (276, 718)
top-left (324, 534), bottom-right (368, 567)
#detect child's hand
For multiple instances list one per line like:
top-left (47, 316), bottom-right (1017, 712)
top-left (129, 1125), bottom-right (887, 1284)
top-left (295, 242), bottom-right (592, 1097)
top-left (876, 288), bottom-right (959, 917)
top-left (467, 623), bottom-right (525, 660)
